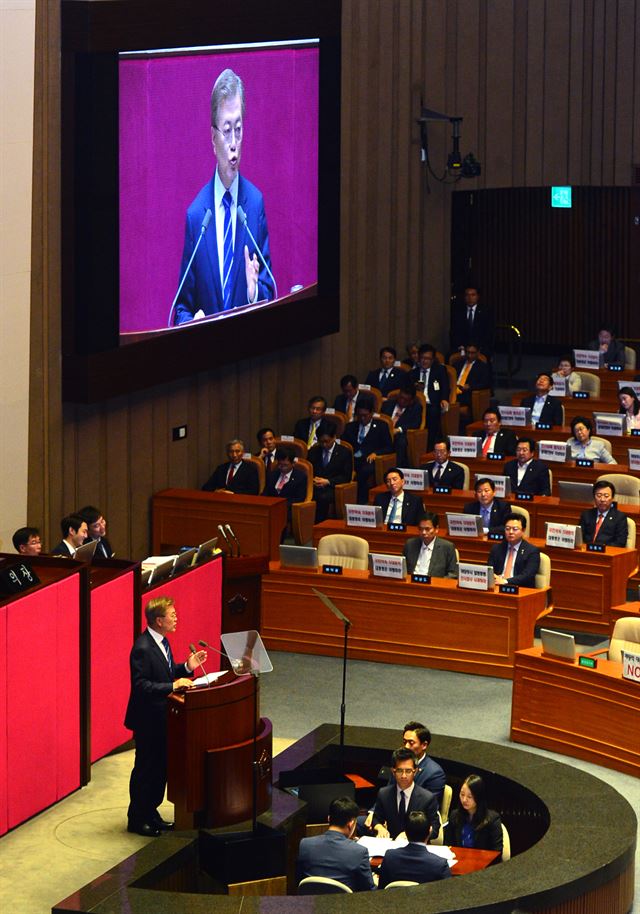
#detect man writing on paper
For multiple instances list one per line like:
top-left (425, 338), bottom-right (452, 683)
top-left (175, 69), bottom-right (274, 323)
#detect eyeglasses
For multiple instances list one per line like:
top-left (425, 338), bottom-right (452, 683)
top-left (504, 526), bottom-right (522, 532)
top-left (393, 767), bottom-right (415, 775)
top-left (214, 123), bottom-right (243, 145)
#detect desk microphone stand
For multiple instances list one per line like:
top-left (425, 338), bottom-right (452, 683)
top-left (312, 588), bottom-right (352, 765)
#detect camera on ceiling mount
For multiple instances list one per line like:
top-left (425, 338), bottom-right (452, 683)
top-left (418, 107), bottom-right (481, 182)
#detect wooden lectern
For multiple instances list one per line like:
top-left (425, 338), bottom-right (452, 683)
top-left (167, 672), bottom-right (272, 829)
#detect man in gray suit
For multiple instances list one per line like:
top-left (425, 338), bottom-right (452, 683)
top-left (402, 512), bottom-right (458, 577)
top-left (296, 796), bottom-right (375, 891)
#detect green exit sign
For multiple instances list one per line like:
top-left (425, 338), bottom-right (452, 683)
top-left (551, 186), bottom-right (572, 208)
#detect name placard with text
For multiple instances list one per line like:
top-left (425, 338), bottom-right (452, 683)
top-left (458, 563), bottom-right (494, 590)
top-left (573, 348), bottom-right (601, 369)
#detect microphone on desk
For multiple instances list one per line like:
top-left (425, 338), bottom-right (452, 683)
top-left (237, 204), bottom-right (278, 301)
top-left (188, 642), bottom-right (208, 681)
top-left (225, 524), bottom-right (241, 556)
top-left (217, 524), bottom-right (232, 553)
top-left (198, 639), bottom-right (243, 673)
top-left (167, 207), bottom-right (212, 327)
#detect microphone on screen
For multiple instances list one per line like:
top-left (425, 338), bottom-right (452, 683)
top-left (167, 207), bottom-right (213, 327)
top-left (237, 204), bottom-right (278, 301)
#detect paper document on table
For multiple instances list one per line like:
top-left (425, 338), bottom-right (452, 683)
top-left (427, 845), bottom-right (457, 863)
top-left (192, 671), bottom-right (227, 687)
top-left (358, 836), bottom-right (408, 858)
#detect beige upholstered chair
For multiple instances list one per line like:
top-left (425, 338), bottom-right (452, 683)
top-left (274, 436), bottom-right (308, 459)
top-left (624, 346), bottom-right (637, 370)
top-left (591, 435), bottom-right (613, 457)
top-left (430, 787), bottom-right (453, 846)
top-left (501, 823), bottom-right (511, 862)
top-left (290, 458), bottom-right (318, 545)
top-left (385, 881), bottom-right (419, 889)
top-left (246, 455), bottom-right (266, 494)
top-left (595, 473), bottom-right (640, 505)
top-left (510, 504), bottom-right (530, 537)
top-left (575, 371), bottom-right (600, 396)
top-left (317, 533), bottom-right (369, 570)
top-left (298, 876), bottom-right (352, 895)
top-left (625, 517), bottom-right (636, 549)
top-left (535, 552), bottom-right (551, 589)
top-left (590, 616), bottom-right (640, 663)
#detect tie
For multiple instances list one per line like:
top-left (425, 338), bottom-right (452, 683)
top-left (307, 422), bottom-right (316, 449)
top-left (226, 463), bottom-right (236, 486)
top-left (322, 448), bottom-right (330, 468)
top-left (433, 464), bottom-right (442, 482)
top-left (276, 474), bottom-right (287, 494)
top-left (503, 545), bottom-right (516, 579)
top-left (357, 424), bottom-right (366, 445)
top-left (593, 513), bottom-right (605, 542)
top-left (458, 361), bottom-right (472, 388)
top-left (388, 498), bottom-right (398, 523)
top-left (482, 433), bottom-right (494, 456)
top-left (467, 306), bottom-right (474, 328)
top-left (481, 505), bottom-right (490, 527)
top-left (222, 191), bottom-right (234, 310)
top-left (398, 790), bottom-right (406, 827)
top-left (161, 637), bottom-right (174, 676)
top-left (346, 398), bottom-right (355, 421)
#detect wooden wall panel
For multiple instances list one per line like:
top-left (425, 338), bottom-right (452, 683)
top-left (29, 0), bottom-right (640, 561)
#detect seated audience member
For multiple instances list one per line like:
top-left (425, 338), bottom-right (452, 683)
top-left (295, 796), bottom-right (374, 892)
top-left (475, 407), bottom-right (517, 457)
top-left (587, 325), bottom-right (626, 368)
top-left (262, 445), bottom-right (307, 517)
top-left (443, 774), bottom-right (503, 854)
top-left (450, 285), bottom-right (495, 357)
top-left (488, 513), bottom-right (540, 587)
top-left (504, 438), bottom-right (551, 496)
top-left (421, 439), bottom-right (465, 489)
top-left (566, 417), bottom-right (615, 463)
top-left (455, 342), bottom-right (491, 406)
top-left (464, 477), bottom-right (511, 533)
top-left (402, 341), bottom-right (420, 371)
top-left (78, 505), bottom-right (113, 558)
top-left (520, 373), bottom-right (563, 427)
top-left (308, 430), bottom-right (353, 523)
top-left (409, 344), bottom-right (450, 450)
top-left (342, 394), bottom-right (393, 503)
top-left (403, 512), bottom-right (458, 578)
top-left (365, 346), bottom-right (403, 396)
top-left (202, 439), bottom-right (260, 495)
top-left (579, 480), bottom-right (628, 547)
top-left (370, 747), bottom-right (440, 841)
top-left (618, 386), bottom-right (640, 433)
top-left (255, 427), bottom-right (278, 473)
top-left (12, 526), bottom-right (42, 556)
top-left (333, 374), bottom-right (360, 420)
top-left (400, 722), bottom-right (446, 799)
top-left (50, 513), bottom-right (88, 557)
top-left (293, 396), bottom-right (331, 448)
top-left (381, 379), bottom-right (422, 466)
top-left (378, 811), bottom-right (451, 889)
top-left (374, 467), bottom-right (423, 526)
top-left (553, 354), bottom-right (582, 393)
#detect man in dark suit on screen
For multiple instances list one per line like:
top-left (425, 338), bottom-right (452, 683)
top-left (175, 69), bottom-right (274, 323)
top-left (202, 439), bottom-right (260, 494)
top-left (579, 480), bottom-right (628, 547)
top-left (488, 513), bottom-right (540, 587)
top-left (378, 811), bottom-right (451, 889)
top-left (125, 596), bottom-right (206, 836)
top-left (296, 796), bottom-right (374, 891)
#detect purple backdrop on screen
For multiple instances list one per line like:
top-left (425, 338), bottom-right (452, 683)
top-left (119, 46), bottom-right (319, 333)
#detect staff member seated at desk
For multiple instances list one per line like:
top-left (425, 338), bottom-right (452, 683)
top-left (421, 439), bottom-right (466, 489)
top-left (552, 354), bottom-right (582, 393)
top-left (370, 748), bottom-right (440, 842)
top-left (202, 439), bottom-right (259, 494)
top-left (12, 526), bottom-right (42, 556)
top-left (296, 796), bottom-right (375, 892)
top-left (566, 416), bottom-right (616, 463)
top-left (403, 512), bottom-right (458, 578)
top-left (488, 513), bottom-right (540, 587)
top-left (579, 480), bottom-right (628, 547)
top-left (444, 774), bottom-right (503, 854)
top-left (504, 438), bottom-right (551, 496)
top-left (475, 407), bottom-right (517, 457)
top-left (464, 477), bottom-right (511, 534)
top-left (520, 373), bottom-right (564, 427)
top-left (378, 811), bottom-right (451, 889)
top-left (50, 513), bottom-right (88, 557)
top-left (400, 722), bottom-right (446, 800)
top-left (374, 467), bottom-right (423, 526)
top-left (262, 445), bottom-right (307, 518)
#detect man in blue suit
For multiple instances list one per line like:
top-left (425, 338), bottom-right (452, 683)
top-left (296, 796), bottom-right (375, 891)
top-left (175, 69), bottom-right (274, 323)
top-left (488, 513), bottom-right (541, 587)
top-left (378, 811), bottom-right (451, 889)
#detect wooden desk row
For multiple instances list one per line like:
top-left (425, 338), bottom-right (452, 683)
top-left (311, 519), bottom-right (637, 636)
top-left (261, 563), bottom-right (549, 679)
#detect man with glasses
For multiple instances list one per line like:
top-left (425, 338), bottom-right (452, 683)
top-left (12, 526), bottom-right (42, 556)
top-left (369, 747), bottom-right (440, 841)
top-left (175, 68), bottom-right (273, 323)
top-left (488, 513), bottom-right (540, 587)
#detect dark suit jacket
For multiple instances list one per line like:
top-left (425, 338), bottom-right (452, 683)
top-left (587, 338), bottom-right (626, 367)
top-left (293, 416), bottom-right (333, 444)
top-left (89, 536), bottom-right (114, 559)
top-left (464, 498), bottom-right (511, 533)
top-left (422, 460), bottom-right (466, 490)
top-left (333, 392), bottom-right (359, 415)
top-left (202, 459), bottom-right (260, 495)
top-left (263, 467), bottom-right (308, 506)
top-left (381, 398), bottom-right (423, 434)
top-left (50, 540), bottom-right (75, 557)
top-left (409, 362), bottom-right (451, 405)
top-left (450, 303), bottom-right (495, 355)
top-left (365, 366), bottom-right (404, 396)
top-left (378, 842), bottom-right (451, 889)
top-left (343, 419), bottom-right (393, 461)
top-left (374, 491), bottom-right (424, 527)
top-left (385, 755), bottom-right (446, 799)
top-left (403, 536), bottom-right (458, 577)
top-left (124, 630), bottom-right (189, 731)
top-left (504, 458), bottom-right (551, 496)
top-left (296, 830), bottom-right (374, 891)
top-left (475, 427), bottom-right (518, 456)
top-left (456, 359), bottom-right (492, 402)
top-left (175, 173), bottom-right (273, 322)
top-left (520, 394), bottom-right (563, 427)
top-left (444, 808), bottom-right (503, 852)
top-left (308, 442), bottom-right (353, 488)
top-left (372, 783), bottom-right (440, 841)
top-left (579, 505), bottom-right (628, 547)
top-left (488, 539), bottom-right (541, 587)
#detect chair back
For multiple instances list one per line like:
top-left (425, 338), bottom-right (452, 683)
top-left (444, 364), bottom-right (458, 405)
top-left (275, 437), bottom-right (308, 459)
top-left (625, 517), bottom-right (636, 549)
top-left (608, 616), bottom-right (640, 663)
top-left (535, 551), bottom-right (551, 589)
top-left (298, 876), bottom-right (352, 895)
top-left (293, 457), bottom-right (315, 502)
top-left (595, 473), bottom-right (640, 505)
top-left (323, 412), bottom-right (345, 438)
top-left (317, 534), bottom-right (369, 569)
top-left (591, 435), bottom-right (613, 456)
top-left (575, 371), bottom-right (600, 396)
top-left (359, 385), bottom-right (382, 412)
top-left (510, 504), bottom-right (530, 538)
top-left (384, 881), bottom-right (419, 889)
top-left (440, 783), bottom-right (453, 822)
top-left (624, 345), bottom-right (637, 370)
top-left (501, 822), bottom-right (511, 862)
top-left (246, 455), bottom-right (266, 494)
top-left (452, 461), bottom-right (470, 490)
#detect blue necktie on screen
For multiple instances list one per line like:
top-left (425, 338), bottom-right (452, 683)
top-left (222, 191), bottom-right (233, 310)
